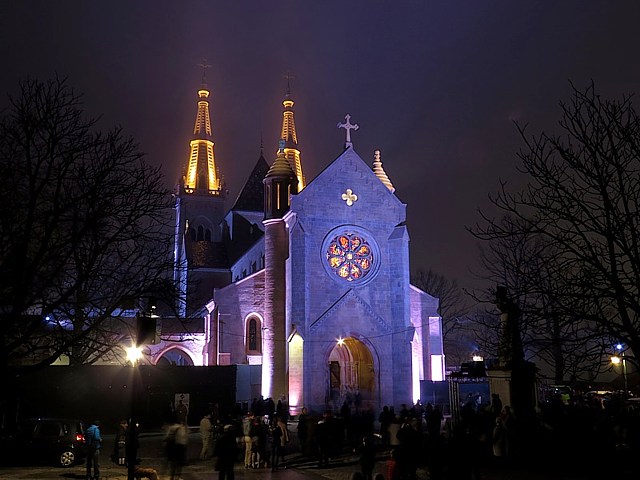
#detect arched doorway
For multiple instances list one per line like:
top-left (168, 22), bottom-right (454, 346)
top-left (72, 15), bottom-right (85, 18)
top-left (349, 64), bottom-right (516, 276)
top-left (156, 348), bottom-right (194, 366)
top-left (328, 337), bottom-right (375, 411)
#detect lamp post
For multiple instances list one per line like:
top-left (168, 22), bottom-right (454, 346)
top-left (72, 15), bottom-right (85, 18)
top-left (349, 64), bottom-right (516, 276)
top-left (611, 343), bottom-right (628, 397)
top-left (125, 343), bottom-right (143, 480)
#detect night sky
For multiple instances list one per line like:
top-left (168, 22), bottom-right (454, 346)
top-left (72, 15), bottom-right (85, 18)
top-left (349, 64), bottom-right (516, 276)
top-left (2, 1), bottom-right (640, 290)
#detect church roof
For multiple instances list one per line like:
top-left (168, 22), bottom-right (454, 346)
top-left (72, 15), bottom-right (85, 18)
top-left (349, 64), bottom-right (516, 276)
top-left (231, 153), bottom-right (270, 212)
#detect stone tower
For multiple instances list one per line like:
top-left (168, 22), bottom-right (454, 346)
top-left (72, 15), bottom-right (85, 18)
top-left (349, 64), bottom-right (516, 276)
top-left (262, 140), bottom-right (298, 400)
top-left (174, 78), bottom-right (228, 317)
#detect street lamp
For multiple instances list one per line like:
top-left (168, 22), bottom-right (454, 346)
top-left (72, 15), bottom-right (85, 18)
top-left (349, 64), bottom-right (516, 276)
top-left (124, 342), bottom-right (143, 480)
top-left (611, 343), bottom-right (628, 397)
top-left (125, 345), bottom-right (143, 365)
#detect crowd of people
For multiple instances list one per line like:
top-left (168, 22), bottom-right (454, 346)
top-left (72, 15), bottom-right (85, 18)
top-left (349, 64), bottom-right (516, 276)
top-left (83, 388), bottom-right (640, 480)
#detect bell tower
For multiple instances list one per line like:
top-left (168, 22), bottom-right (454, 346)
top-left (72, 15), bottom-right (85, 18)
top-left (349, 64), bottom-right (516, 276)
top-left (174, 73), bottom-right (228, 317)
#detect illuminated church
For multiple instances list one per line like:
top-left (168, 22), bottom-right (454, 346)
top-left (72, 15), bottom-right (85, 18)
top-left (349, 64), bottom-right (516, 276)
top-left (148, 79), bottom-right (445, 414)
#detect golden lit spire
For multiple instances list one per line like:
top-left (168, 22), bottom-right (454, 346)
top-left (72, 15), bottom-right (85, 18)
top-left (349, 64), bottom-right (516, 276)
top-left (279, 75), bottom-right (305, 192)
top-left (183, 78), bottom-right (223, 195)
top-left (373, 150), bottom-right (395, 193)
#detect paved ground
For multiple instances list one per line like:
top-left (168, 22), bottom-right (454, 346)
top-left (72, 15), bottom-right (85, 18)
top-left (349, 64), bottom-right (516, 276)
top-left (0, 425), bottom-right (610, 480)
top-left (0, 446), bottom-right (593, 480)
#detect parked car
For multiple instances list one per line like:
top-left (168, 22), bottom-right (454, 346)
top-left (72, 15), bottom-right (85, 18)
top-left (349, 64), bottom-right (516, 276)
top-left (0, 417), bottom-right (87, 467)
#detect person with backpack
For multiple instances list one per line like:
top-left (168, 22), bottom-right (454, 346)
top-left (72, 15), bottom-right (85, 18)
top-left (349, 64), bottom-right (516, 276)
top-left (85, 420), bottom-right (103, 480)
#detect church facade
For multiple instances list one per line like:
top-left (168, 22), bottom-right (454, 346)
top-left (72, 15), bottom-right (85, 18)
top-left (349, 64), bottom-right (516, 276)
top-left (147, 80), bottom-right (445, 414)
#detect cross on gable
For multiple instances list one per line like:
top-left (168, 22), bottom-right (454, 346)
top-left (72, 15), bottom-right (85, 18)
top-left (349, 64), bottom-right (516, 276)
top-left (337, 114), bottom-right (360, 147)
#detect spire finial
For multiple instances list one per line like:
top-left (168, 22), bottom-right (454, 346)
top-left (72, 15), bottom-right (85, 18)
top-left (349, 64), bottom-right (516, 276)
top-left (197, 58), bottom-right (211, 84)
top-left (283, 72), bottom-right (296, 96)
top-left (373, 149), bottom-right (395, 193)
top-left (337, 114), bottom-right (360, 148)
top-left (260, 134), bottom-right (264, 156)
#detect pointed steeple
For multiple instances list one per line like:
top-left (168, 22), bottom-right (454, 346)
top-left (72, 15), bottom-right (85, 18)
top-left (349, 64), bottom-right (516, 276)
top-left (372, 149), bottom-right (395, 193)
top-left (182, 80), bottom-right (223, 195)
top-left (279, 81), bottom-right (305, 192)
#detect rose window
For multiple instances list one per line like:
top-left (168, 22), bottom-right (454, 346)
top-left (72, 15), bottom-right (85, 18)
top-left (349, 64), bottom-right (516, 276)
top-left (325, 233), bottom-right (374, 282)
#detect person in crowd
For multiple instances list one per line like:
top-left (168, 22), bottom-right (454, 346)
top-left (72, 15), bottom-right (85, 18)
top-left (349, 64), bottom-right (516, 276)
top-left (297, 406), bottom-right (309, 456)
top-left (316, 410), bottom-right (333, 468)
top-left (276, 414), bottom-right (290, 464)
top-left (200, 413), bottom-right (214, 460)
top-left (492, 416), bottom-right (508, 462)
top-left (114, 418), bottom-right (128, 466)
top-left (214, 424), bottom-right (238, 480)
top-left (85, 419), bottom-right (103, 480)
top-left (395, 417), bottom-right (421, 480)
top-left (490, 393), bottom-right (503, 418)
top-left (242, 411), bottom-right (255, 468)
top-left (378, 406), bottom-right (393, 449)
top-left (426, 404), bottom-right (443, 439)
top-left (165, 418), bottom-right (189, 480)
top-left (357, 430), bottom-right (377, 480)
top-left (250, 415), bottom-right (262, 468)
top-left (269, 416), bottom-right (283, 471)
top-left (176, 398), bottom-right (189, 425)
top-left (276, 396), bottom-right (290, 423)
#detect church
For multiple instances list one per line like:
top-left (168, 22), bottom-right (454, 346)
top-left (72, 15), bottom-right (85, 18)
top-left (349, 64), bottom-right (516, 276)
top-left (146, 79), bottom-right (445, 414)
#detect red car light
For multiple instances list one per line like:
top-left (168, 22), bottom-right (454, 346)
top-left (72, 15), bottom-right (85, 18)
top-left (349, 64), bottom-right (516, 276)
top-left (76, 433), bottom-right (85, 443)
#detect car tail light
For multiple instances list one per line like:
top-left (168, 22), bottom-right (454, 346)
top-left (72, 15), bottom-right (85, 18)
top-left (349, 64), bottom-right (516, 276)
top-left (76, 433), bottom-right (85, 443)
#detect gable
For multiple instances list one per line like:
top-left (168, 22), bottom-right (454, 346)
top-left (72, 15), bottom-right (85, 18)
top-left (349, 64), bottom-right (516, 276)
top-left (291, 147), bottom-right (406, 226)
top-left (309, 289), bottom-right (393, 336)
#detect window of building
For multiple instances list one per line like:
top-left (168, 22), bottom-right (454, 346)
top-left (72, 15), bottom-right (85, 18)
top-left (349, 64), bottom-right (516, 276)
top-left (205, 229), bottom-right (211, 241)
top-left (197, 225), bottom-right (204, 241)
top-left (246, 317), bottom-right (262, 354)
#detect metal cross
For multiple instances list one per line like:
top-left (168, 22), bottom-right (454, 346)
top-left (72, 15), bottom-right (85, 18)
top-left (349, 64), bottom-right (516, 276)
top-left (197, 59), bottom-right (212, 83)
top-left (341, 188), bottom-right (358, 206)
top-left (283, 71), bottom-right (296, 95)
top-left (337, 114), bottom-right (360, 146)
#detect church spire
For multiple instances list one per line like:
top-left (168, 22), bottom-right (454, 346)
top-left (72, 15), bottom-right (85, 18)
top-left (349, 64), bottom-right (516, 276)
top-left (183, 79), bottom-right (223, 195)
top-left (372, 149), bottom-right (395, 193)
top-left (279, 77), bottom-right (305, 192)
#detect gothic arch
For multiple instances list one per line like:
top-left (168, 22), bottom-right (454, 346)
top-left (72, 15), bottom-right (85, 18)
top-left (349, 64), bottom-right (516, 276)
top-left (155, 347), bottom-right (195, 366)
top-left (245, 314), bottom-right (263, 355)
top-left (327, 336), bottom-right (378, 411)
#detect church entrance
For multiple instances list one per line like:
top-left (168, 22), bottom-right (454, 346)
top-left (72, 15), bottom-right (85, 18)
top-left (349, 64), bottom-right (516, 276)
top-left (327, 337), bottom-right (376, 412)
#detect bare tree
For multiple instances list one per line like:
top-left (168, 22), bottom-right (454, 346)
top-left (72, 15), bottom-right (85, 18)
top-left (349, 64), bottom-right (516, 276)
top-left (0, 77), bottom-right (175, 373)
top-left (471, 229), bottom-right (606, 383)
top-left (469, 81), bottom-right (640, 381)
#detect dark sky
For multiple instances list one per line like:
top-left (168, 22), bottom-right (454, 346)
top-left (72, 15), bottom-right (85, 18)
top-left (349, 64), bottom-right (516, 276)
top-left (2, 1), bottom-right (640, 290)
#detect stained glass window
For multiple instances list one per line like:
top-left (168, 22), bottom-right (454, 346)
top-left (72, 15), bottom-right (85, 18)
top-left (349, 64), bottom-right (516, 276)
top-left (248, 318), bottom-right (257, 351)
top-left (325, 233), bottom-right (374, 282)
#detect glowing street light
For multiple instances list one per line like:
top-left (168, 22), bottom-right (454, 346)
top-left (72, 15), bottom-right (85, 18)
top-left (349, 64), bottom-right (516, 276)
top-left (125, 345), bottom-right (143, 365)
top-left (123, 342), bottom-right (144, 480)
top-left (611, 343), bottom-right (628, 396)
